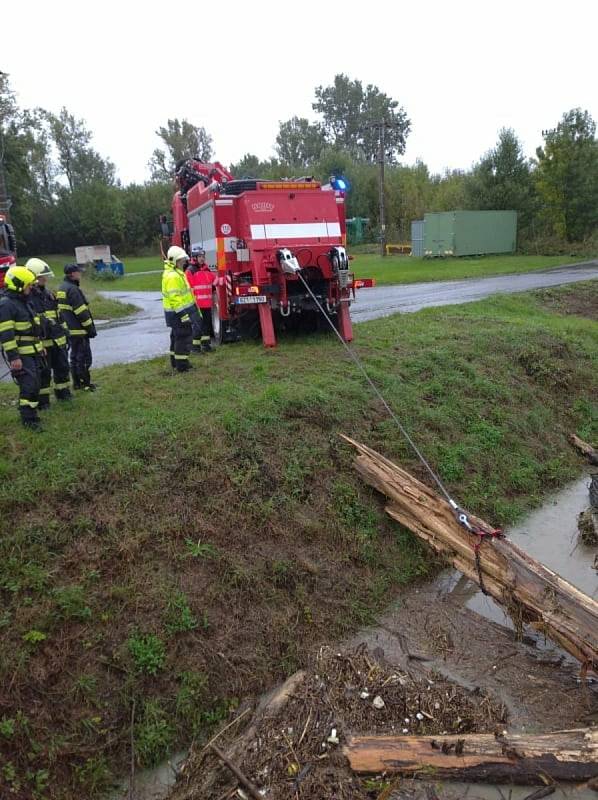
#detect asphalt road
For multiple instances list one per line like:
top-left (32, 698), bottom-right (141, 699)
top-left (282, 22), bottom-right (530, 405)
top-left (2, 261), bottom-right (597, 379)
top-left (350, 259), bottom-right (598, 321)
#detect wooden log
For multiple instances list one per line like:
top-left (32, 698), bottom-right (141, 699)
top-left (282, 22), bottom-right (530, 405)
top-left (341, 436), bottom-right (598, 674)
top-left (569, 434), bottom-right (598, 466)
top-left (345, 729), bottom-right (598, 783)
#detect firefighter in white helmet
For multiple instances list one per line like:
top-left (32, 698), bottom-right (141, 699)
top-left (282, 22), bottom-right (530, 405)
top-left (162, 245), bottom-right (201, 371)
top-left (26, 258), bottom-right (72, 405)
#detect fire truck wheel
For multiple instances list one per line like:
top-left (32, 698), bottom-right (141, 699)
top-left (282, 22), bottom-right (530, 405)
top-left (211, 289), bottom-right (225, 346)
top-left (212, 289), bottom-right (241, 344)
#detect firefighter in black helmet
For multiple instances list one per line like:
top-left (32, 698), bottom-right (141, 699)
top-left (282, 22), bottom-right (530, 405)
top-left (57, 264), bottom-right (97, 391)
top-left (0, 266), bottom-right (45, 430)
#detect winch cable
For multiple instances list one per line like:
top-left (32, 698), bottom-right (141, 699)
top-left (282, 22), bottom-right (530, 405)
top-left (295, 270), bottom-right (502, 562)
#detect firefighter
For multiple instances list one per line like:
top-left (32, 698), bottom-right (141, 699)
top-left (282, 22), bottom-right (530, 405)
top-left (0, 266), bottom-right (44, 430)
top-left (57, 264), bottom-right (97, 391)
top-left (162, 245), bottom-right (201, 372)
top-left (185, 247), bottom-right (214, 352)
top-left (26, 258), bottom-right (72, 405)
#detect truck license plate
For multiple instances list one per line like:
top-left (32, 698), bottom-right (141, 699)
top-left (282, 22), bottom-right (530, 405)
top-left (235, 295), bottom-right (267, 305)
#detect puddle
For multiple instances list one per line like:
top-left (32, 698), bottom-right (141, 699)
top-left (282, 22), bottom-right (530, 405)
top-left (109, 751), bottom-right (186, 800)
top-left (443, 475), bottom-right (597, 631)
top-left (404, 780), bottom-right (598, 799)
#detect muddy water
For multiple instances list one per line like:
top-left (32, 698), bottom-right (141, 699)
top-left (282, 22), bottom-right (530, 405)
top-left (110, 751), bottom-right (186, 800)
top-left (454, 475), bottom-right (598, 629)
top-left (113, 476), bottom-right (598, 800)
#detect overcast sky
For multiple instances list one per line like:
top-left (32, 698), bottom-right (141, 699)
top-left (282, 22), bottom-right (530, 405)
top-left (5, 0), bottom-right (597, 184)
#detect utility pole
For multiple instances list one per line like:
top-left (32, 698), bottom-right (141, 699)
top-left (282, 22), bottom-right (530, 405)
top-left (363, 119), bottom-right (402, 257)
top-left (378, 122), bottom-right (386, 257)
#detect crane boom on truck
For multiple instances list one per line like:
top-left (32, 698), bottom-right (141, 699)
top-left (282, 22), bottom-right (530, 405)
top-left (0, 214), bottom-right (17, 290)
top-left (164, 158), bottom-right (373, 347)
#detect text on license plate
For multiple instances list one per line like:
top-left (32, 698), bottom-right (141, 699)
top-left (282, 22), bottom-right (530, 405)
top-left (235, 295), bottom-right (267, 305)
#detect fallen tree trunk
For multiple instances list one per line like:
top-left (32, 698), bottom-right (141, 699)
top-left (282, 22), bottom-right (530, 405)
top-left (569, 434), bottom-right (598, 466)
top-left (342, 436), bottom-right (598, 675)
top-left (345, 729), bottom-right (598, 783)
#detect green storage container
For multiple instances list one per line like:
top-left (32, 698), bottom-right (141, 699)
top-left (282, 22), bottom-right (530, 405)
top-left (423, 211), bottom-right (517, 257)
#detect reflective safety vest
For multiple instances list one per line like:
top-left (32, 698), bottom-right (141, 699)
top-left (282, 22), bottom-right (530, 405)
top-left (185, 265), bottom-right (215, 309)
top-left (162, 261), bottom-right (196, 326)
top-left (0, 290), bottom-right (44, 360)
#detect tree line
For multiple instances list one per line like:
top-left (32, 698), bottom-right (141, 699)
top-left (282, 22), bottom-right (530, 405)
top-left (1, 72), bottom-right (597, 256)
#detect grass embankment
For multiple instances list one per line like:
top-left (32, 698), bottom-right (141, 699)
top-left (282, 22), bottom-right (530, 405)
top-left (0, 283), bottom-right (596, 799)
top-left (42, 252), bottom-right (592, 293)
top-left (38, 256), bottom-right (140, 320)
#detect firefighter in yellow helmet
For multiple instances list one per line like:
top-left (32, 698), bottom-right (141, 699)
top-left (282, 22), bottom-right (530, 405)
top-left (162, 245), bottom-right (201, 371)
top-left (26, 258), bottom-right (72, 405)
top-left (0, 266), bottom-right (45, 430)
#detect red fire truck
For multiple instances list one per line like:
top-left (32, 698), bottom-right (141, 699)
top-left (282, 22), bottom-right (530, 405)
top-left (0, 214), bottom-right (17, 290)
top-left (165, 159), bottom-right (373, 347)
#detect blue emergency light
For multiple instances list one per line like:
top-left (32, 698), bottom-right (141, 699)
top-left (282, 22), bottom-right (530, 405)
top-left (330, 175), bottom-right (351, 192)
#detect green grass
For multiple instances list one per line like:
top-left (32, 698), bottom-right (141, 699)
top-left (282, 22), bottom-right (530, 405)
top-left (87, 289), bottom-right (138, 320)
top-left (0, 282), bottom-right (596, 799)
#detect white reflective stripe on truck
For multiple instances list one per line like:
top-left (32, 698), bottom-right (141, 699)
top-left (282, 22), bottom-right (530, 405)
top-left (249, 222), bottom-right (341, 240)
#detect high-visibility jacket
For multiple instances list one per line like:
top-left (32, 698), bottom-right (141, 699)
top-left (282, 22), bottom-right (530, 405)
top-left (0, 289), bottom-right (44, 361)
top-left (56, 278), bottom-right (96, 337)
top-left (162, 261), bottom-right (198, 326)
top-left (29, 285), bottom-right (68, 348)
top-left (185, 265), bottom-right (215, 309)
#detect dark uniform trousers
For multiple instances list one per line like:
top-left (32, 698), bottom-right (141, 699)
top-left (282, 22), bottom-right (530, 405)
top-left (169, 320), bottom-right (193, 371)
top-left (16, 355), bottom-right (42, 423)
top-left (39, 346), bottom-right (71, 406)
top-left (70, 337), bottom-right (93, 388)
top-left (191, 308), bottom-right (214, 349)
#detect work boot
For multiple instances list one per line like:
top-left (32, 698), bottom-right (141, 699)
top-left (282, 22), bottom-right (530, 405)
top-left (38, 399), bottom-right (51, 410)
top-left (83, 383), bottom-right (97, 392)
top-left (201, 340), bottom-right (212, 353)
top-left (55, 389), bottom-right (73, 401)
top-left (22, 418), bottom-right (43, 432)
top-left (73, 377), bottom-right (83, 390)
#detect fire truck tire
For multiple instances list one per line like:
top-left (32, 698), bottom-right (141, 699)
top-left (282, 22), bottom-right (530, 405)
top-left (212, 289), bottom-right (241, 345)
top-left (211, 289), bottom-right (224, 345)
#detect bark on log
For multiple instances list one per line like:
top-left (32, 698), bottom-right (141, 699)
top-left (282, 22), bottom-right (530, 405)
top-left (341, 436), bottom-right (598, 675)
top-left (345, 729), bottom-right (598, 783)
top-left (569, 434), bottom-right (598, 466)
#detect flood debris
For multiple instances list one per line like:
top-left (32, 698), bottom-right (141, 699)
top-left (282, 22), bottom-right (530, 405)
top-left (342, 436), bottom-right (598, 675)
top-left (168, 645), bottom-right (506, 800)
top-left (569, 434), bottom-right (598, 467)
top-left (578, 507), bottom-right (598, 546)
